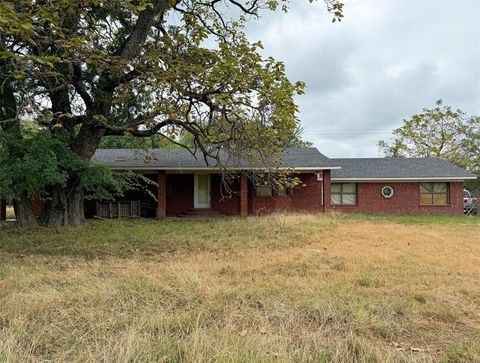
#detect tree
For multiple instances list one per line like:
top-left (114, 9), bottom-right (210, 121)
top-left (378, 100), bottom-right (480, 186)
top-left (0, 0), bottom-right (344, 227)
top-left (0, 126), bottom-right (151, 226)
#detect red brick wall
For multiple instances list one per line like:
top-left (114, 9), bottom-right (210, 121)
top-left (323, 170), bottom-right (331, 212)
top-left (211, 175), bottom-right (241, 216)
top-left (157, 171), bottom-right (166, 218)
top-left (249, 173), bottom-right (323, 215)
top-left (332, 182), bottom-right (464, 215)
top-left (240, 174), bottom-right (248, 217)
top-left (166, 174), bottom-right (194, 216)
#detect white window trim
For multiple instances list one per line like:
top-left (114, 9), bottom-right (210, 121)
top-left (381, 186), bottom-right (394, 199)
top-left (331, 183), bottom-right (357, 206)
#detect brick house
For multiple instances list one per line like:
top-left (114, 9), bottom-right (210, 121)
top-left (88, 148), bottom-right (338, 218)
top-left (90, 147), bottom-right (476, 217)
top-left (0, 147), bottom-right (476, 220)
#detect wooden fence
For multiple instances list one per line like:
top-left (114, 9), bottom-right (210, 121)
top-left (96, 201), bottom-right (141, 219)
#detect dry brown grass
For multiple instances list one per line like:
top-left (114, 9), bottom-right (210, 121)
top-left (0, 214), bottom-right (479, 362)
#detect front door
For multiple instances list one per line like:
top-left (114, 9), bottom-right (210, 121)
top-left (194, 174), bottom-right (211, 209)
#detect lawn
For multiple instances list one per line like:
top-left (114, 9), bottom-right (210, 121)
top-left (0, 213), bottom-right (479, 362)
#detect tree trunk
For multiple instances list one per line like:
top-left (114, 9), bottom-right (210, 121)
top-left (40, 126), bottom-right (104, 227)
top-left (13, 195), bottom-right (38, 228)
top-left (67, 184), bottom-right (86, 227)
top-left (41, 184), bottom-right (85, 227)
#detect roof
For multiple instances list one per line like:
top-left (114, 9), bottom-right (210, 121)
top-left (331, 158), bottom-right (477, 181)
top-left (92, 147), bottom-right (339, 170)
top-left (92, 148), bottom-right (477, 180)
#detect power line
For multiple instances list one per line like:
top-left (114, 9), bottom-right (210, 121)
top-left (317, 141), bottom-right (381, 144)
top-left (303, 130), bottom-right (393, 135)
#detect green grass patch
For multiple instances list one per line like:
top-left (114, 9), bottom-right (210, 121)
top-left (339, 212), bottom-right (480, 225)
top-left (356, 275), bottom-right (379, 288)
top-left (0, 214), bottom-right (337, 258)
top-left (412, 293), bottom-right (427, 304)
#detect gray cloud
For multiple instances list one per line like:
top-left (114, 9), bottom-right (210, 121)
top-left (244, 0), bottom-right (480, 157)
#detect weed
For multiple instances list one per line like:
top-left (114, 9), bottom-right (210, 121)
top-left (357, 276), bottom-right (378, 287)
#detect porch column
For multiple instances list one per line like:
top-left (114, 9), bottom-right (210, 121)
top-left (240, 174), bottom-right (248, 217)
top-left (323, 169), bottom-right (331, 212)
top-left (157, 171), bottom-right (166, 219)
top-left (0, 200), bottom-right (6, 222)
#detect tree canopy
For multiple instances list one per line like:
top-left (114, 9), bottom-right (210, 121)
top-left (0, 0), bottom-right (342, 227)
top-left (378, 100), bottom-right (480, 186)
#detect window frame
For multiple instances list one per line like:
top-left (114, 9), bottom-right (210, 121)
top-left (331, 183), bottom-right (357, 206)
top-left (419, 182), bottom-right (449, 206)
top-left (381, 185), bottom-right (394, 199)
top-left (256, 184), bottom-right (273, 197)
top-left (255, 174), bottom-right (295, 198)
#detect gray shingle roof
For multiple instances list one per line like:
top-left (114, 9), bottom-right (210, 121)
top-left (92, 147), bottom-right (337, 170)
top-left (92, 148), bottom-right (477, 180)
top-left (331, 158), bottom-right (476, 180)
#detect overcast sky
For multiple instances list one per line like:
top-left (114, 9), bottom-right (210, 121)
top-left (244, 0), bottom-right (480, 158)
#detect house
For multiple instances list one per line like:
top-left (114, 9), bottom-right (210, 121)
top-left (0, 147), bottom-right (476, 220)
top-left (88, 147), bottom-right (476, 217)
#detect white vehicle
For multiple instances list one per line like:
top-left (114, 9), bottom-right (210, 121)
top-left (463, 189), bottom-right (477, 215)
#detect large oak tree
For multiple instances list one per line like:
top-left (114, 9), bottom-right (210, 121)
top-left (0, 0), bottom-right (343, 227)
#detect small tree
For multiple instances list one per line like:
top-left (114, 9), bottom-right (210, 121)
top-left (378, 100), bottom-right (480, 186)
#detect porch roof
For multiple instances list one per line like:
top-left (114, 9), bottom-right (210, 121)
top-left (92, 147), bottom-right (340, 171)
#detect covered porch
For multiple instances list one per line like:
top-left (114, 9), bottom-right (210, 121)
top-left (88, 147), bottom-right (336, 218)
top-left (155, 169), bottom-right (331, 218)
top-left (156, 172), bottom-right (249, 218)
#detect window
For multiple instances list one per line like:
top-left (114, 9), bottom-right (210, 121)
top-left (420, 183), bottom-right (449, 205)
top-left (256, 175), bottom-right (294, 197)
top-left (256, 184), bottom-right (273, 197)
top-left (331, 183), bottom-right (357, 205)
top-left (255, 174), bottom-right (273, 197)
top-left (381, 186), bottom-right (394, 199)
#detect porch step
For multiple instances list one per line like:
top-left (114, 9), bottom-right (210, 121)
top-left (178, 208), bottom-right (223, 218)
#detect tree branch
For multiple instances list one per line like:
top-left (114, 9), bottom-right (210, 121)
top-left (114, 0), bottom-right (171, 61)
top-left (72, 63), bottom-right (93, 109)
